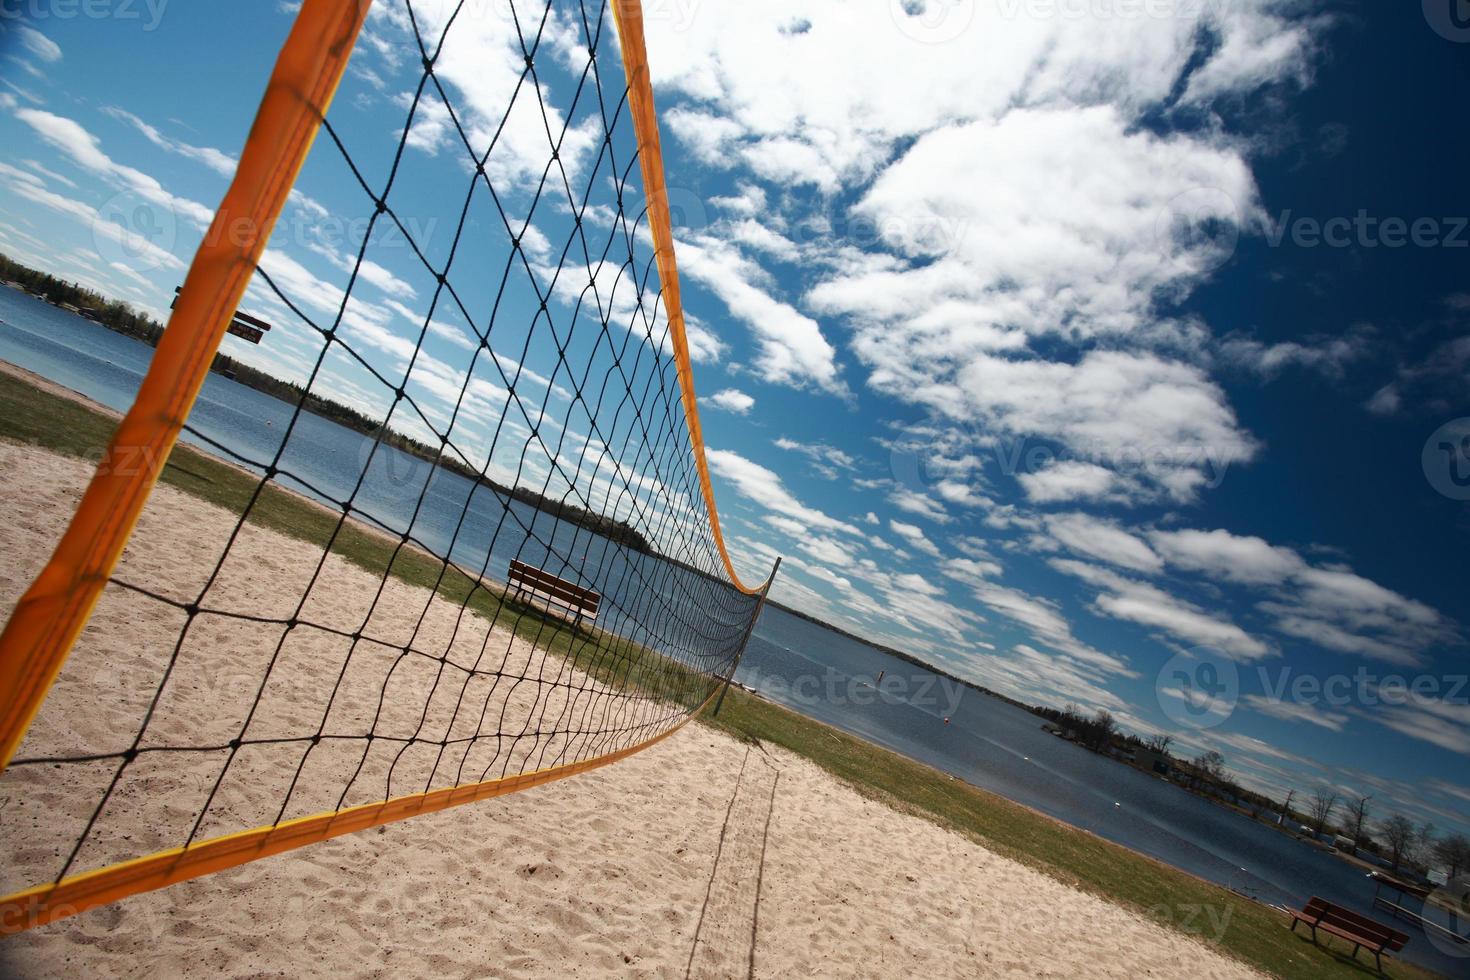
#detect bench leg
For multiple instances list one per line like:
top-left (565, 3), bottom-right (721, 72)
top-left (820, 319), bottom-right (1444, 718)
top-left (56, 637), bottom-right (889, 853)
top-left (1351, 943), bottom-right (1360, 961)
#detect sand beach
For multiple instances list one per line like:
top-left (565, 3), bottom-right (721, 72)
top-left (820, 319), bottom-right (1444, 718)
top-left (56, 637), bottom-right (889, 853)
top-left (0, 439), bottom-right (1261, 978)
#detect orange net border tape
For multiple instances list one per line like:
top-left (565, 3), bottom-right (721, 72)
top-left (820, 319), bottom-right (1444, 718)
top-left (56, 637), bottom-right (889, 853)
top-left (0, 0), bottom-right (767, 933)
top-left (608, 0), bottom-right (768, 598)
top-left (0, 0), bottom-right (373, 772)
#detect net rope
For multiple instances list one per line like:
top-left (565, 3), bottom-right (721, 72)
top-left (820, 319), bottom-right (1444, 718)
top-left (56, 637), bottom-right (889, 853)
top-left (0, 0), bottom-right (766, 925)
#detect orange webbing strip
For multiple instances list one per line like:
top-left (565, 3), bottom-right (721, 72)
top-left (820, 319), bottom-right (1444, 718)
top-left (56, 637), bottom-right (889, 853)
top-left (609, 2), bottom-right (766, 597)
top-left (0, 694), bottom-right (713, 933)
top-left (0, 0), bottom-right (371, 771)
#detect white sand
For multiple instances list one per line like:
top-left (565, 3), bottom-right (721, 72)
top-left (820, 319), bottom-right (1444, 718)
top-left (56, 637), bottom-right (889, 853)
top-left (0, 439), bottom-right (1261, 979)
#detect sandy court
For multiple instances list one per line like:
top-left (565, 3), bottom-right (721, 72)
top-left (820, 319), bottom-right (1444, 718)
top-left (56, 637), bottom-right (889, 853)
top-left (0, 439), bottom-right (1261, 978)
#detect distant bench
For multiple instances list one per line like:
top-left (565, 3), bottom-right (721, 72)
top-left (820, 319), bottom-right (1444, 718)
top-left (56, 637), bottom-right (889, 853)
top-left (1289, 896), bottom-right (1409, 971)
top-left (507, 559), bottom-right (600, 626)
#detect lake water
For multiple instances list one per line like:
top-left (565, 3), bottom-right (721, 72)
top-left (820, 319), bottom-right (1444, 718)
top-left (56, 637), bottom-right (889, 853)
top-left (1, 287), bottom-right (1464, 975)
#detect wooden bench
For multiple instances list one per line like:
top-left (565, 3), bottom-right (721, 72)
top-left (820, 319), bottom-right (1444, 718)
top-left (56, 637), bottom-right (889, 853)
top-left (1290, 896), bottom-right (1410, 971)
top-left (507, 559), bottom-right (599, 626)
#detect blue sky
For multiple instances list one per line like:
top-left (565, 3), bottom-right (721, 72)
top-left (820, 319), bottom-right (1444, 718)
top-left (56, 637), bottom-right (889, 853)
top-left (0, 1), bottom-right (1466, 840)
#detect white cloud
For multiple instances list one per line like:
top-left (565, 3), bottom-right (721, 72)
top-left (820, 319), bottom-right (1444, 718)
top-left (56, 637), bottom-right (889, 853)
top-left (101, 107), bottom-right (237, 178)
top-left (707, 448), bottom-right (862, 537)
top-left (369, 2), bottom-right (601, 185)
top-left (1370, 697), bottom-right (1470, 756)
top-left (886, 486), bottom-right (951, 524)
top-left (1148, 528), bottom-right (1304, 585)
top-left (1216, 327), bottom-right (1373, 381)
top-left (643, 4), bottom-right (1326, 504)
top-left (677, 235), bottom-right (844, 393)
top-left (1053, 559), bottom-right (1272, 661)
top-left (703, 388), bottom-right (755, 415)
top-left (774, 436), bottom-right (855, 478)
top-left (15, 26), bottom-right (61, 63)
top-left (1018, 460), bottom-right (1122, 504)
top-left (15, 109), bottom-right (215, 229)
top-left (7, 173), bottom-right (184, 272)
top-left (1046, 513), bottom-right (1163, 574)
top-left (889, 519), bottom-right (940, 558)
top-left (940, 559), bottom-right (1130, 676)
top-left (1261, 567), bottom-right (1458, 668)
top-left (1243, 695), bottom-right (1349, 733)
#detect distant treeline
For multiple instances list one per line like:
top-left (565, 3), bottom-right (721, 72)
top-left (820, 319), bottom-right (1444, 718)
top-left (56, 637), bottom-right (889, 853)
top-left (0, 253), bottom-right (651, 554)
top-left (0, 254), bottom-right (164, 346)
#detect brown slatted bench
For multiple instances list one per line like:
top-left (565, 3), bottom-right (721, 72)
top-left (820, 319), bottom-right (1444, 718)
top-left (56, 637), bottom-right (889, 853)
top-left (507, 559), bottom-right (600, 626)
top-left (1289, 896), bottom-right (1410, 971)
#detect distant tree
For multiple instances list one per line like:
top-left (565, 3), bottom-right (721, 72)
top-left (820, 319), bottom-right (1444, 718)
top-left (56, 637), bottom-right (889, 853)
top-left (1412, 822), bottom-right (1438, 870)
top-left (1308, 788), bottom-right (1339, 837)
top-left (1279, 789), bottom-right (1297, 826)
top-left (1146, 733), bottom-right (1173, 754)
top-left (1345, 795), bottom-right (1373, 853)
top-left (1196, 750), bottom-right (1227, 781)
top-left (1381, 815), bottom-right (1416, 870)
top-left (1091, 709), bottom-right (1118, 750)
top-left (1433, 834), bottom-right (1470, 880)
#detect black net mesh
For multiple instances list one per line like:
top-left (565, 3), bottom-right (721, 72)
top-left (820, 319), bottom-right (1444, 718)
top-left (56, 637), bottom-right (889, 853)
top-left (0, 0), bottom-right (763, 903)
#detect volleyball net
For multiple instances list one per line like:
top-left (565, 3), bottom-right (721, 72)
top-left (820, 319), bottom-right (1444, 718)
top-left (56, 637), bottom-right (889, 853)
top-left (0, 0), bottom-right (774, 931)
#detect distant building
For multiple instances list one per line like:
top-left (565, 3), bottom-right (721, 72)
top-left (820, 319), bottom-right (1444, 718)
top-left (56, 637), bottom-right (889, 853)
top-left (1136, 747), bottom-right (1173, 776)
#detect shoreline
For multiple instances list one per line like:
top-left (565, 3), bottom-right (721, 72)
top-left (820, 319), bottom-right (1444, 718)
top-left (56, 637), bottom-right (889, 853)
top-left (0, 436), bottom-right (1266, 980)
top-left (0, 360), bottom-right (1444, 977)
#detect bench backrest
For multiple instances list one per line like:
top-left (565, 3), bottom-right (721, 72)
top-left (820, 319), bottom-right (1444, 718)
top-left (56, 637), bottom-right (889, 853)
top-left (508, 560), bottom-right (600, 612)
top-left (1302, 898), bottom-right (1411, 951)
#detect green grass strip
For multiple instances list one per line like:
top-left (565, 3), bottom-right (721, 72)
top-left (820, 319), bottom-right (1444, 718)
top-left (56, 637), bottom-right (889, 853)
top-left (0, 367), bottom-right (1437, 979)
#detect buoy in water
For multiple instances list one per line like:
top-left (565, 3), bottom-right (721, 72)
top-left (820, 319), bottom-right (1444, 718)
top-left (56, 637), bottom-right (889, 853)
top-left (943, 717), bottom-right (950, 724)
